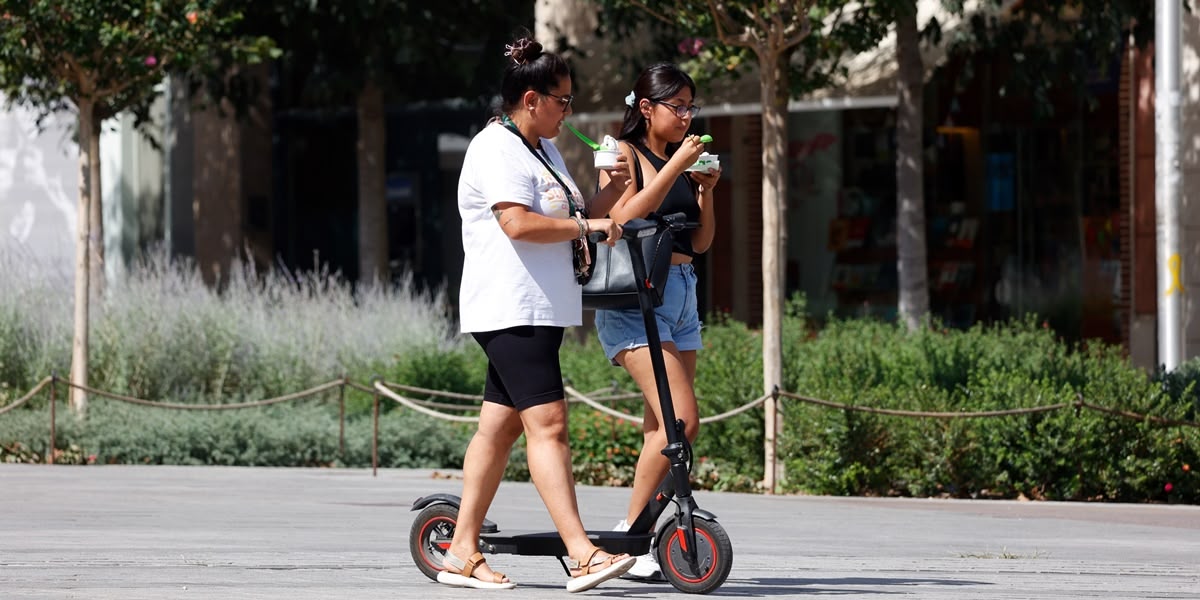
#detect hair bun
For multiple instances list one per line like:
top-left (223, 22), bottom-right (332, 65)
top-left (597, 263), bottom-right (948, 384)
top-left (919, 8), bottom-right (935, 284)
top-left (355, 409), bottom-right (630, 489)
top-left (505, 37), bottom-right (542, 66)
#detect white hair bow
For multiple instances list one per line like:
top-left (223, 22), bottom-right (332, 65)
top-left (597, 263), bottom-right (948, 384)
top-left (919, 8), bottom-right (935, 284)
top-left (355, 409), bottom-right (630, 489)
top-left (625, 91), bottom-right (636, 108)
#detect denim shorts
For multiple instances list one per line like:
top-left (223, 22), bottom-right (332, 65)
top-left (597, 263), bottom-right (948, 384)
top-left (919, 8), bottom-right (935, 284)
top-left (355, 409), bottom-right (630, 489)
top-left (594, 263), bottom-right (703, 365)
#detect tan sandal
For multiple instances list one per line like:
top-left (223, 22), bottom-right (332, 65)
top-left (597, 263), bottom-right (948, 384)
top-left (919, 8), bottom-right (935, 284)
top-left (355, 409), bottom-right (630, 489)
top-left (437, 550), bottom-right (516, 589)
top-left (566, 547), bottom-right (636, 593)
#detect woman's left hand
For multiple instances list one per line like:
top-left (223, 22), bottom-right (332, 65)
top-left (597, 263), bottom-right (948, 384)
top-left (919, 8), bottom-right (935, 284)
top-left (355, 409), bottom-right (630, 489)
top-left (587, 218), bottom-right (622, 246)
top-left (600, 155), bottom-right (633, 192)
top-left (690, 167), bottom-right (722, 193)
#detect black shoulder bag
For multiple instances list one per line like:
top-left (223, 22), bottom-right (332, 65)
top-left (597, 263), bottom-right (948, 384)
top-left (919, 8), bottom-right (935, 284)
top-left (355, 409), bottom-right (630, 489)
top-left (501, 118), bottom-right (593, 284)
top-left (581, 144), bottom-right (674, 310)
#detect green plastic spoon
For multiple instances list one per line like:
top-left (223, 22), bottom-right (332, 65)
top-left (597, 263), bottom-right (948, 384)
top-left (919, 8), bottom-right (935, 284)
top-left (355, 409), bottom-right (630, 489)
top-left (699, 134), bottom-right (713, 143)
top-left (564, 122), bottom-right (601, 150)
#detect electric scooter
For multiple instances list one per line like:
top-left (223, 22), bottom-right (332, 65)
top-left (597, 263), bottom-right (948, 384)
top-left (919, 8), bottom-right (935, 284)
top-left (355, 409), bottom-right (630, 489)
top-left (408, 213), bottom-right (733, 594)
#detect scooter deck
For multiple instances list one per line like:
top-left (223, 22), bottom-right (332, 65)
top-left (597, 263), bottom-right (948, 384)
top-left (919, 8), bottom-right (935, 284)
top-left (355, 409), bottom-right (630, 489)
top-left (479, 529), bottom-right (654, 556)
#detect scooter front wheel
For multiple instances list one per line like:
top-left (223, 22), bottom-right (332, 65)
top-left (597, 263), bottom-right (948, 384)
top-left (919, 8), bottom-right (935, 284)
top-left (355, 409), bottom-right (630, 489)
top-left (410, 503), bottom-right (458, 581)
top-left (656, 516), bottom-right (733, 594)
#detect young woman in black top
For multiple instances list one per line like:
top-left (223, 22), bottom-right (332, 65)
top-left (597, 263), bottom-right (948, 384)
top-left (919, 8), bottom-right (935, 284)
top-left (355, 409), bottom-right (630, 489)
top-left (595, 62), bottom-right (722, 580)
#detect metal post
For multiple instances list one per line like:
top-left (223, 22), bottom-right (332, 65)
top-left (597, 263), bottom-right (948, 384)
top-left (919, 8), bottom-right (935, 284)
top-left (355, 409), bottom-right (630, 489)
top-left (1156, 0), bottom-right (1184, 371)
top-left (372, 387), bottom-right (380, 478)
top-left (49, 374), bottom-right (57, 465)
top-left (338, 375), bottom-right (346, 456)
top-left (765, 386), bottom-right (780, 495)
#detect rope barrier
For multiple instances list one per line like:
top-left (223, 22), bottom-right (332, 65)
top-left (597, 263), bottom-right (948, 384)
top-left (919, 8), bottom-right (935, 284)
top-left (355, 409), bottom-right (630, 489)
top-left (563, 386), bottom-right (771, 425)
top-left (59, 379), bottom-right (345, 410)
top-left (776, 390), bottom-right (1073, 419)
top-left (1076, 398), bottom-right (1200, 428)
top-left (4, 376), bottom-right (1196, 429)
top-left (0, 376), bottom-right (52, 415)
top-left (345, 381), bottom-right (377, 396)
top-left (698, 392), bottom-right (771, 424)
top-left (377, 380), bottom-right (643, 407)
top-left (373, 381), bottom-right (480, 423)
top-left (377, 381), bottom-right (484, 402)
top-left (583, 391), bottom-right (645, 402)
top-left (565, 385), bottom-right (642, 424)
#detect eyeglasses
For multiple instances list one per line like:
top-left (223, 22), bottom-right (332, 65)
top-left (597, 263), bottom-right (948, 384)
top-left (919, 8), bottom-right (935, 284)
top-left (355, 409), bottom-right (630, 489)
top-left (543, 92), bottom-right (574, 111)
top-left (655, 100), bottom-right (701, 118)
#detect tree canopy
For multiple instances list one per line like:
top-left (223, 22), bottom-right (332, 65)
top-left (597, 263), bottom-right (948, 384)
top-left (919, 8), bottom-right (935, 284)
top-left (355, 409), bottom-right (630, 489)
top-left (0, 0), bottom-right (276, 414)
top-left (224, 0), bottom-right (533, 110)
top-left (0, 1), bottom-right (275, 126)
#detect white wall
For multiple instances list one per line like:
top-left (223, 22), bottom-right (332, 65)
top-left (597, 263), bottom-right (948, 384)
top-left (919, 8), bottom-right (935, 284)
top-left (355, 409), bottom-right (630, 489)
top-left (0, 91), bottom-right (166, 283)
top-left (100, 97), bottom-right (166, 281)
top-left (0, 96), bottom-right (79, 272)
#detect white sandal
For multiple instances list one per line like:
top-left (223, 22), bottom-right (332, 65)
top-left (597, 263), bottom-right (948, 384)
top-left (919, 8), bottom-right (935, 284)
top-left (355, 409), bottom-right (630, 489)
top-left (436, 550), bottom-right (516, 590)
top-left (565, 548), bottom-right (636, 593)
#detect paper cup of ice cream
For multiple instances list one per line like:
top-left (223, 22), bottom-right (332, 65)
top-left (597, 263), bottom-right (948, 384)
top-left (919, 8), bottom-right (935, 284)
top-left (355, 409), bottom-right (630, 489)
top-left (594, 135), bottom-right (620, 169)
top-left (686, 152), bottom-right (720, 173)
top-left (594, 149), bottom-right (619, 169)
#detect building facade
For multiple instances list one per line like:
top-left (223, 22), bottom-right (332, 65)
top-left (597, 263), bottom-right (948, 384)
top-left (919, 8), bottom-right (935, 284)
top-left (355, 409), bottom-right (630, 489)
top-left (541, 1), bottom-right (1181, 370)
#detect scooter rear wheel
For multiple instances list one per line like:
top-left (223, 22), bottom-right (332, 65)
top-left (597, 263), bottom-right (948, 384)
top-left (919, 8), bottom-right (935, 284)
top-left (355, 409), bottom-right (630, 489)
top-left (656, 516), bottom-right (733, 594)
top-left (410, 503), bottom-right (458, 581)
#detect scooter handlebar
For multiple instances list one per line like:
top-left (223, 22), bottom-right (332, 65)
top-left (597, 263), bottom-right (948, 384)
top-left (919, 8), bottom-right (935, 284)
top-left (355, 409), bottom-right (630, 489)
top-left (618, 212), bottom-right (698, 242)
top-left (621, 218), bottom-right (658, 241)
top-left (659, 212), bottom-right (690, 231)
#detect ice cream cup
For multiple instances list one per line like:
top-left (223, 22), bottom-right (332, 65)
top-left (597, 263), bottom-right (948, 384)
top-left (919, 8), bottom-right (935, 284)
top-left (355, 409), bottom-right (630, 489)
top-left (686, 153), bottom-right (720, 173)
top-left (594, 149), bottom-right (620, 169)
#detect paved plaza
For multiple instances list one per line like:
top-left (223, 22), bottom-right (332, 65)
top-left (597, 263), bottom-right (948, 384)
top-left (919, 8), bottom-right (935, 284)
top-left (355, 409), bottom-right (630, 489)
top-left (2, 465), bottom-right (1198, 599)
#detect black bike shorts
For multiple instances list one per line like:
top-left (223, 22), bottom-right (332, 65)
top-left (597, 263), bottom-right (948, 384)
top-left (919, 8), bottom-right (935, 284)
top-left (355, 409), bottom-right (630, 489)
top-left (471, 325), bottom-right (565, 410)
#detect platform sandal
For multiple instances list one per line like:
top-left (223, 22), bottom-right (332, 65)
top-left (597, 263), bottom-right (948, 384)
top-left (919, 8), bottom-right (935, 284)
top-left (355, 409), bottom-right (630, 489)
top-left (565, 547), bottom-right (636, 593)
top-left (436, 550), bottom-right (516, 590)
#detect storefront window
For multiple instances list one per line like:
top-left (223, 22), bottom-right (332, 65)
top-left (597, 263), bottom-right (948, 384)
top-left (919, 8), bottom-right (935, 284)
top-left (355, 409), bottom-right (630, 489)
top-left (788, 108), bottom-right (898, 321)
top-left (784, 93), bottom-right (1120, 343)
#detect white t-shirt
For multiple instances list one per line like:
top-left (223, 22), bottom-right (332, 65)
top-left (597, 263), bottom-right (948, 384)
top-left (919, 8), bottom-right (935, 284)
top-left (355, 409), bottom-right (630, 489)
top-left (458, 121), bottom-right (585, 333)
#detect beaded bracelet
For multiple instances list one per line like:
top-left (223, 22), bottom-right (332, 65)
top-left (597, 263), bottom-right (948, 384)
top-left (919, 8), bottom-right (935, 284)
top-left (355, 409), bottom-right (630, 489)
top-left (571, 215), bottom-right (587, 240)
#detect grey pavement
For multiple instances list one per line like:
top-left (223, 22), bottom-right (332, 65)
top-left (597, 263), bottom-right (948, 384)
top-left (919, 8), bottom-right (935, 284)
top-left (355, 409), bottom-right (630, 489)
top-left (2, 465), bottom-right (1198, 599)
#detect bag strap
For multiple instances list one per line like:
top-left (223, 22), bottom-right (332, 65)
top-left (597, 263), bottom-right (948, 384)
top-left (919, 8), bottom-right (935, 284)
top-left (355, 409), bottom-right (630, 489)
top-left (627, 143), bottom-right (646, 192)
top-left (622, 143), bottom-right (671, 285)
top-left (500, 116), bottom-right (584, 217)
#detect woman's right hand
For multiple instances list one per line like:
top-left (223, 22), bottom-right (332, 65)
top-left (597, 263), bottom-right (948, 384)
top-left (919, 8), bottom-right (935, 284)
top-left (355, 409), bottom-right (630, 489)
top-left (587, 218), bottom-right (622, 246)
top-left (668, 134), bottom-right (706, 171)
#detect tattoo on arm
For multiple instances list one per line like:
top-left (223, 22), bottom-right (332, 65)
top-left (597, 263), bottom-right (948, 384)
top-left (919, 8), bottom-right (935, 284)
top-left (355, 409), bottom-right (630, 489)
top-left (493, 207), bottom-right (516, 229)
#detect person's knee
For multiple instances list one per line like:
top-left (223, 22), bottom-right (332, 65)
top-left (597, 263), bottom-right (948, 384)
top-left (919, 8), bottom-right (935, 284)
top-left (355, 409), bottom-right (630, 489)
top-left (643, 417), bottom-right (698, 447)
top-left (525, 417), bottom-right (568, 444)
top-left (664, 417), bottom-right (699, 443)
top-left (478, 421), bottom-right (524, 447)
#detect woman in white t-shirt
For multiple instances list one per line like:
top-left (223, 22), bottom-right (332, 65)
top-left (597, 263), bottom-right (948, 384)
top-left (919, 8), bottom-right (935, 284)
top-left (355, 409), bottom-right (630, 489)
top-left (439, 36), bottom-right (635, 593)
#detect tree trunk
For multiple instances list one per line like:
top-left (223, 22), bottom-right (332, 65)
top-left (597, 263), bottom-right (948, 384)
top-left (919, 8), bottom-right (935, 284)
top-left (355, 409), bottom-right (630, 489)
top-left (87, 113), bottom-right (105, 299)
top-left (70, 101), bottom-right (99, 415)
top-left (760, 48), bottom-right (791, 495)
top-left (895, 7), bottom-right (929, 331)
top-left (356, 79), bottom-right (389, 284)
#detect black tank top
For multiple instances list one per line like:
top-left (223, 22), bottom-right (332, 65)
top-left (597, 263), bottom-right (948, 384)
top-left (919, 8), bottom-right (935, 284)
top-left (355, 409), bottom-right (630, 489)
top-left (633, 142), bottom-right (699, 257)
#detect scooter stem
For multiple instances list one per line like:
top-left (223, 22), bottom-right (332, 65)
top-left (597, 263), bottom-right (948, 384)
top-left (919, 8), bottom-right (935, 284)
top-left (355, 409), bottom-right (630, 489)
top-left (624, 215), bottom-right (701, 569)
